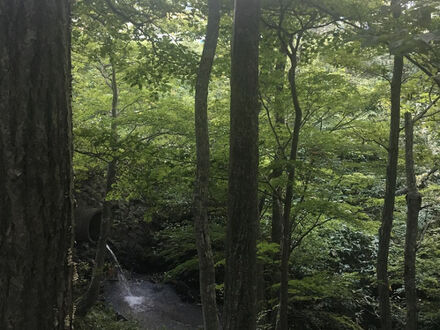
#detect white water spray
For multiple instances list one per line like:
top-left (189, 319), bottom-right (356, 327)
top-left (106, 244), bottom-right (144, 308)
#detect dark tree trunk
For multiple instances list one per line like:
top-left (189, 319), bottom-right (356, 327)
top-left (377, 54), bottom-right (403, 330)
top-left (77, 64), bottom-right (119, 316)
top-left (193, 0), bottom-right (221, 328)
top-left (257, 197), bottom-right (266, 314)
top-left (272, 193), bottom-right (283, 244)
top-left (269, 54), bottom-right (286, 328)
top-left (376, 3), bottom-right (403, 323)
top-left (223, 0), bottom-right (261, 328)
top-left (404, 113), bottom-right (420, 330)
top-left (277, 53), bottom-right (302, 330)
top-left (271, 54), bottom-right (287, 245)
top-left (274, 55), bottom-right (287, 126)
top-left (0, 0), bottom-right (74, 328)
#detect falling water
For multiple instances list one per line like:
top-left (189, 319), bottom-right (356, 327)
top-left (106, 244), bottom-right (144, 308)
top-left (104, 244), bottom-right (204, 328)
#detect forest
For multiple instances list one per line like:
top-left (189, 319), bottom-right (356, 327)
top-left (1, 0), bottom-right (440, 329)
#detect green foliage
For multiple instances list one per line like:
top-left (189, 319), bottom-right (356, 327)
top-left (71, 0), bottom-right (440, 328)
top-left (158, 221), bottom-right (225, 282)
top-left (257, 241), bottom-right (280, 265)
top-left (74, 304), bottom-right (139, 330)
top-left (287, 272), bottom-right (351, 301)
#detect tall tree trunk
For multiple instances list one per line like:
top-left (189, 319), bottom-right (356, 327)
top-left (272, 54), bottom-right (287, 245)
top-left (272, 194), bottom-right (283, 244)
top-left (223, 0), bottom-right (261, 328)
top-left (0, 0), bottom-right (74, 328)
top-left (257, 196), bottom-right (266, 314)
top-left (277, 53), bottom-right (302, 330)
top-left (193, 0), bottom-right (221, 328)
top-left (404, 113), bottom-right (421, 330)
top-left (377, 2), bottom-right (403, 325)
top-left (269, 54), bottom-right (286, 328)
top-left (77, 63), bottom-right (119, 316)
top-left (377, 54), bottom-right (403, 330)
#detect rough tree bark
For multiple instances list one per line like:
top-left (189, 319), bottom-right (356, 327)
top-left (404, 112), bottom-right (421, 330)
top-left (223, 0), bottom-right (261, 328)
top-left (277, 50), bottom-right (302, 330)
top-left (193, 0), bottom-right (221, 328)
top-left (376, 1), bottom-right (404, 326)
top-left (0, 0), bottom-right (74, 328)
top-left (77, 63), bottom-right (119, 316)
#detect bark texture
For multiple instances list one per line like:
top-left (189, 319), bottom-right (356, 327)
top-left (376, 39), bottom-right (404, 330)
top-left (76, 64), bottom-right (119, 316)
top-left (376, 3), bottom-right (404, 327)
top-left (0, 0), bottom-right (74, 328)
top-left (223, 0), bottom-right (261, 328)
top-left (404, 112), bottom-right (420, 330)
top-left (377, 54), bottom-right (403, 330)
top-left (193, 0), bottom-right (221, 328)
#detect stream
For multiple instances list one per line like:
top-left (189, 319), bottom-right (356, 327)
top-left (104, 245), bottom-right (204, 330)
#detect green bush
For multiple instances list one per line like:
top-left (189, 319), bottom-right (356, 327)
top-left (74, 304), bottom-right (139, 330)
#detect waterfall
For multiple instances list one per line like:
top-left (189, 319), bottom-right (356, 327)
top-left (106, 244), bottom-right (144, 308)
top-left (103, 247), bottom-right (204, 329)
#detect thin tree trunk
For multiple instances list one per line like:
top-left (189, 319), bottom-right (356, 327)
top-left (277, 53), bottom-right (302, 330)
top-left (404, 112), bottom-right (421, 330)
top-left (272, 193), bottom-right (283, 244)
top-left (272, 54), bottom-right (287, 245)
top-left (77, 63), bottom-right (119, 316)
top-left (269, 54), bottom-right (286, 328)
top-left (376, 2), bottom-right (403, 322)
top-left (193, 0), bottom-right (221, 328)
top-left (377, 54), bottom-right (403, 330)
top-left (0, 0), bottom-right (74, 328)
top-left (257, 196), bottom-right (266, 314)
top-left (223, 0), bottom-right (261, 328)
top-left (376, 3), bottom-right (404, 327)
